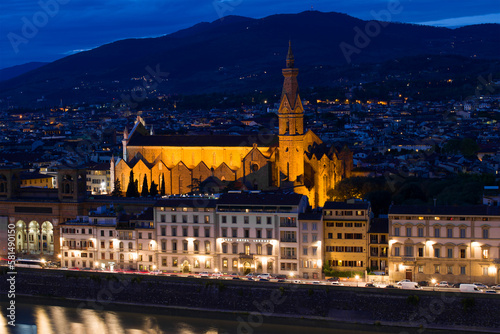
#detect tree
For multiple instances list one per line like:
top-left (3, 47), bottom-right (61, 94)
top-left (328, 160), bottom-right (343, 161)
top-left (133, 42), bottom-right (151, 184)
top-left (126, 171), bottom-right (139, 197)
top-left (112, 178), bottom-right (122, 197)
top-left (141, 174), bottom-right (149, 197)
top-left (160, 173), bottom-right (166, 196)
top-left (150, 180), bottom-right (158, 197)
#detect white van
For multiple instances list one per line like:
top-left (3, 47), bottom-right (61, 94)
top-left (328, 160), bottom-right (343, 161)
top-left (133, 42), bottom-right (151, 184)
top-left (460, 284), bottom-right (482, 293)
top-left (401, 282), bottom-right (421, 290)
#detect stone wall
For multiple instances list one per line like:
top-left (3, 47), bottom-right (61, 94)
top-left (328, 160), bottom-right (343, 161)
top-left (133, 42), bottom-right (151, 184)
top-left (1, 268), bottom-right (499, 331)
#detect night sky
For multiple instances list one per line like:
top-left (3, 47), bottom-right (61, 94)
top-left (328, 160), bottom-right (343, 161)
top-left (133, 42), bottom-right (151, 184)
top-left (1, 0), bottom-right (499, 69)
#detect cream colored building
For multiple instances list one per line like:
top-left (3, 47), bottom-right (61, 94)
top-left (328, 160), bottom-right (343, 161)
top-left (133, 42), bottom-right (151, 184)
top-left (323, 200), bottom-right (371, 272)
top-left (298, 212), bottom-right (323, 279)
top-left (388, 205), bottom-right (500, 285)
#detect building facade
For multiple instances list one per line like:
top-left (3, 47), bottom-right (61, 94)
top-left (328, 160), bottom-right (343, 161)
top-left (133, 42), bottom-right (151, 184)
top-left (323, 200), bottom-right (371, 273)
top-left (113, 44), bottom-right (353, 208)
top-left (298, 212), bottom-right (323, 279)
top-left (368, 218), bottom-right (389, 274)
top-left (388, 205), bottom-right (500, 285)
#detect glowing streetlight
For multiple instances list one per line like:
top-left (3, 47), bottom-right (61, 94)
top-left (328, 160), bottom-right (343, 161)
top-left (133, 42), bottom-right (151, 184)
top-left (355, 275), bottom-right (360, 287)
top-left (431, 278), bottom-right (436, 291)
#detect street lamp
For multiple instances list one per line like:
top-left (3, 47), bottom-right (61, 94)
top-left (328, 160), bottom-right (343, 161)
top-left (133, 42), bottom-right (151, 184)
top-left (431, 278), bottom-right (436, 291)
top-left (355, 275), bottom-right (360, 287)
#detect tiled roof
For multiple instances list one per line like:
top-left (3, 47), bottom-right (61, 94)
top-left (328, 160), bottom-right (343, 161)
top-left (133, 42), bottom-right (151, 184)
top-left (154, 198), bottom-right (217, 208)
top-left (217, 192), bottom-right (304, 206)
top-left (323, 201), bottom-right (370, 210)
top-left (128, 133), bottom-right (278, 147)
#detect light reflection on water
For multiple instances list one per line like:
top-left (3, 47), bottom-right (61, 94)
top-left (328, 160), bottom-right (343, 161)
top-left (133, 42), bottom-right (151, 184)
top-left (0, 301), bottom-right (427, 334)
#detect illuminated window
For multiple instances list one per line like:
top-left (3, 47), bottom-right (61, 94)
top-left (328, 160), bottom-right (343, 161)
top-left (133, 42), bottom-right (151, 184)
top-left (482, 249), bottom-right (489, 259)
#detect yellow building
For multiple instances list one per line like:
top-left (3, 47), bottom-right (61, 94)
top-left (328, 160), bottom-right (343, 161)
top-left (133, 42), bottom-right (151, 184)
top-left (20, 172), bottom-right (54, 188)
top-left (112, 43), bottom-right (352, 208)
top-left (323, 200), bottom-right (371, 272)
top-left (388, 205), bottom-right (500, 285)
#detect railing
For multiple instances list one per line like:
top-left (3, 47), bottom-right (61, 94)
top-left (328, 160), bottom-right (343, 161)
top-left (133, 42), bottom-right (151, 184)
top-left (280, 255), bottom-right (297, 259)
top-left (402, 256), bottom-right (416, 262)
top-left (280, 238), bottom-right (297, 242)
top-left (279, 223), bottom-right (297, 228)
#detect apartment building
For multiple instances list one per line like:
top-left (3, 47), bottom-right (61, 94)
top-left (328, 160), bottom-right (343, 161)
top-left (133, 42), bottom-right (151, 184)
top-left (323, 200), bottom-right (371, 272)
top-left (215, 192), bottom-right (308, 276)
top-left (388, 205), bottom-right (500, 285)
top-left (155, 198), bottom-right (217, 273)
top-left (368, 218), bottom-right (388, 274)
top-left (298, 212), bottom-right (323, 279)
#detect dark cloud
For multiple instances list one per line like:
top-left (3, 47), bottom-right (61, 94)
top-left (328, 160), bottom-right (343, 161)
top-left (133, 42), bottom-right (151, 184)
top-left (1, 0), bottom-right (498, 68)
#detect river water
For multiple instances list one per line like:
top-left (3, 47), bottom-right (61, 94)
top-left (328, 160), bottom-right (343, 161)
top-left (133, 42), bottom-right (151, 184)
top-left (0, 299), bottom-right (463, 334)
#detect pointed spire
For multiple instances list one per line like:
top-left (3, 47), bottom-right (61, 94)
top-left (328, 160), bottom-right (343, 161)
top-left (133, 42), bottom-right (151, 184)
top-left (286, 40), bottom-right (294, 68)
top-left (123, 127), bottom-right (129, 140)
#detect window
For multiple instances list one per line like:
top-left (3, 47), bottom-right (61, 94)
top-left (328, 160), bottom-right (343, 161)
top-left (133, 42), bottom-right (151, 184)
top-left (327, 233), bottom-right (332, 239)
top-left (460, 266), bottom-right (466, 275)
top-left (483, 267), bottom-right (488, 276)
top-left (172, 240), bottom-right (177, 252)
top-left (182, 215), bottom-right (187, 223)
top-left (244, 229), bottom-right (249, 238)
top-left (171, 215), bottom-right (177, 223)
top-left (256, 217), bottom-right (261, 224)
top-left (194, 260), bottom-right (200, 268)
top-left (266, 230), bottom-right (272, 239)
top-left (204, 215), bottom-right (210, 224)
top-left (418, 247), bottom-right (424, 257)
top-left (482, 249), bottom-right (489, 259)
top-left (222, 228), bottom-right (227, 238)
top-left (222, 216), bottom-right (227, 224)
top-left (267, 245), bottom-right (273, 255)
top-left (405, 246), bottom-right (413, 256)
top-left (394, 227), bottom-right (400, 236)
top-left (418, 265), bottom-right (424, 273)
top-left (193, 215), bottom-right (199, 224)
top-left (447, 248), bottom-right (453, 258)
top-left (193, 228), bottom-right (199, 237)
top-left (256, 244), bottom-right (262, 255)
top-left (109, 231), bottom-right (113, 237)
top-left (183, 241), bottom-right (188, 252)
top-left (394, 247), bottom-right (400, 256)
top-left (162, 258), bottom-right (167, 266)
top-left (173, 258), bottom-right (178, 267)
top-left (434, 228), bottom-right (440, 238)
top-left (161, 214), bottom-right (166, 223)
top-left (232, 216), bottom-right (237, 224)
top-left (171, 227), bottom-right (177, 236)
top-left (148, 233), bottom-right (152, 239)
top-left (139, 232), bottom-right (143, 239)
top-left (418, 228), bottom-right (424, 237)
top-left (194, 241), bottom-right (199, 253)
top-left (302, 223), bottom-right (308, 230)
top-left (222, 244), bottom-right (228, 254)
top-left (205, 228), bottom-right (210, 238)
top-left (483, 229), bottom-right (489, 239)
top-left (244, 244), bottom-right (250, 255)
top-left (337, 233), bottom-right (342, 239)
top-left (223, 259), bottom-right (228, 269)
top-left (460, 249), bottom-right (466, 259)
top-left (447, 228), bottom-right (452, 238)
top-left (406, 227), bottom-right (411, 237)
top-left (312, 223), bottom-right (317, 231)
top-left (161, 241), bottom-right (166, 252)
top-left (182, 228), bottom-right (188, 237)
top-left (205, 260), bottom-right (211, 269)
top-left (460, 228), bottom-right (466, 238)
top-left (232, 228), bottom-right (237, 238)
top-left (256, 229), bottom-right (262, 238)
top-left (267, 217), bottom-right (272, 225)
top-left (312, 247), bottom-right (317, 256)
top-left (161, 227), bottom-right (166, 236)
top-left (434, 265), bottom-right (440, 274)
top-left (100, 230), bottom-right (104, 237)
top-left (447, 266), bottom-right (453, 274)
top-left (303, 247), bottom-right (308, 256)
top-left (233, 260), bottom-right (238, 268)
top-left (434, 248), bottom-right (440, 258)
top-left (244, 216), bottom-right (249, 224)
top-left (232, 244), bottom-right (238, 254)
top-left (312, 234), bottom-right (318, 242)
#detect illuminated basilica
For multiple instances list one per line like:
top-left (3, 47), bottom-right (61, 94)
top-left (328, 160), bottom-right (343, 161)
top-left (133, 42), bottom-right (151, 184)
top-left (113, 44), bottom-right (353, 207)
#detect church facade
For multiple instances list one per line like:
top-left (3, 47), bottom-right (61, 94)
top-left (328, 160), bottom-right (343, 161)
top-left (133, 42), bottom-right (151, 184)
top-left (113, 44), bottom-right (353, 208)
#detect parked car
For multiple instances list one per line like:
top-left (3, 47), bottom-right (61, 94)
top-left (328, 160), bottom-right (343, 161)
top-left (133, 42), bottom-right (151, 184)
top-left (460, 284), bottom-right (482, 293)
top-left (485, 290), bottom-right (497, 294)
top-left (435, 281), bottom-right (451, 287)
top-left (365, 283), bottom-right (378, 288)
top-left (212, 272), bottom-right (224, 278)
top-left (401, 282), bottom-right (421, 290)
top-left (418, 281), bottom-right (429, 287)
top-left (275, 274), bottom-right (287, 280)
top-left (257, 274), bottom-right (271, 279)
top-left (396, 279), bottom-right (411, 286)
top-left (199, 272), bottom-right (210, 277)
top-left (327, 277), bottom-right (340, 282)
top-left (385, 285), bottom-right (398, 289)
top-left (330, 282), bottom-right (344, 286)
top-left (473, 282), bottom-right (488, 289)
top-left (490, 284), bottom-right (500, 290)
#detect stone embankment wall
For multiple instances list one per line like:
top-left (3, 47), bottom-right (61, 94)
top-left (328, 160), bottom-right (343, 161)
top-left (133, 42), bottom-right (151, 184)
top-left (1, 268), bottom-right (499, 331)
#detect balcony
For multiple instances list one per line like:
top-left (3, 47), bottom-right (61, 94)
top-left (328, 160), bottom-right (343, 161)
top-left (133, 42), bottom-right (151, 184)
top-left (279, 222), bottom-right (297, 228)
top-left (280, 255), bottom-right (297, 259)
top-left (280, 238), bottom-right (297, 243)
top-left (402, 256), bottom-right (416, 262)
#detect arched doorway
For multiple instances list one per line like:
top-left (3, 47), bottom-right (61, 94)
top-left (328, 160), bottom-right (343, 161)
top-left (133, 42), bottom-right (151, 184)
top-left (28, 221), bottom-right (40, 253)
top-left (243, 261), bottom-right (251, 275)
top-left (41, 221), bottom-right (54, 254)
top-left (15, 221), bottom-right (27, 252)
top-left (181, 260), bottom-right (191, 273)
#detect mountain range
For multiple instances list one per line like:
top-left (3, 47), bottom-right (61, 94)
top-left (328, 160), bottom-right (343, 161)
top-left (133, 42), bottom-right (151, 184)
top-left (1, 11), bottom-right (499, 107)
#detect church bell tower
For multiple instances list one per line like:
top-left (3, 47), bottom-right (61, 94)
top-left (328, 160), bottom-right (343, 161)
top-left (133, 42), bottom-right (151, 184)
top-left (278, 41), bottom-right (304, 185)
